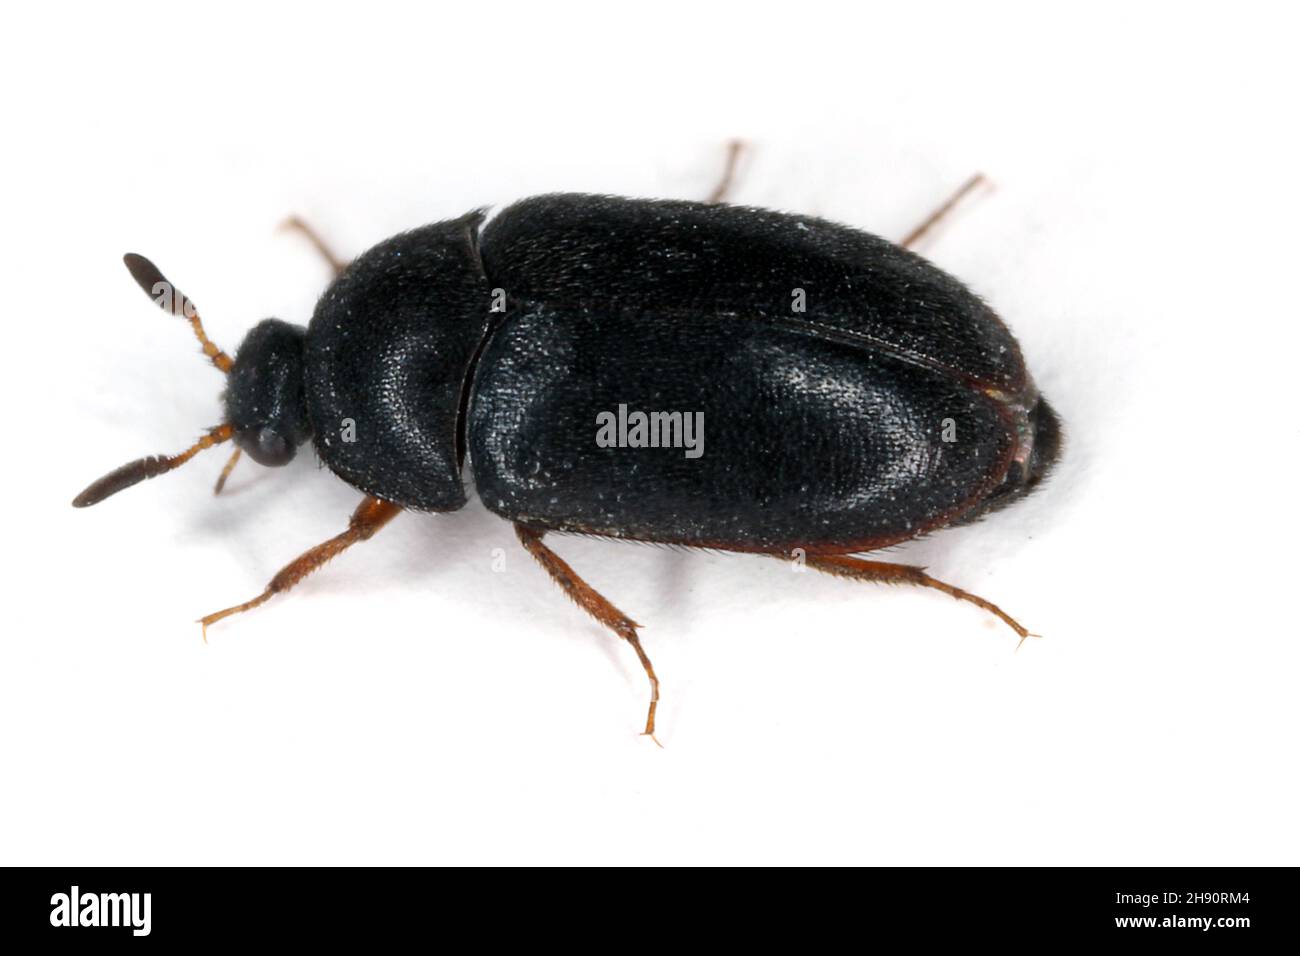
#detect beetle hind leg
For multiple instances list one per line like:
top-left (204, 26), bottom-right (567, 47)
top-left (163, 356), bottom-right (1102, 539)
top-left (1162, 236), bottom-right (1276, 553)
top-left (799, 552), bottom-right (1036, 645)
top-left (515, 524), bottom-right (663, 745)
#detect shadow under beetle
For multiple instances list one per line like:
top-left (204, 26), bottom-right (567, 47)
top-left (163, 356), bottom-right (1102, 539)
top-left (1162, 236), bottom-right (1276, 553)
top-left (74, 144), bottom-right (1061, 742)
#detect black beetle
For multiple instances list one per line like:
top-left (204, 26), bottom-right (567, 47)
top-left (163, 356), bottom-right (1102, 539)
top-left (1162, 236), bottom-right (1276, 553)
top-left (74, 146), bottom-right (1060, 741)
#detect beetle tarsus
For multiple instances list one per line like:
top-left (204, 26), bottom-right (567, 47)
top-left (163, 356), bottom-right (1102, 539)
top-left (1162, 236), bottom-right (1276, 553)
top-left (515, 524), bottom-right (664, 744)
top-left (799, 552), bottom-right (1035, 642)
top-left (1015, 631), bottom-right (1041, 653)
top-left (624, 628), bottom-right (663, 745)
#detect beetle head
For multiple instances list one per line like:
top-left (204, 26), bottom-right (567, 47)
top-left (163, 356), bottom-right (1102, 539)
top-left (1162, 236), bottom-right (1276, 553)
top-left (224, 319), bottom-right (311, 466)
top-left (72, 254), bottom-right (311, 507)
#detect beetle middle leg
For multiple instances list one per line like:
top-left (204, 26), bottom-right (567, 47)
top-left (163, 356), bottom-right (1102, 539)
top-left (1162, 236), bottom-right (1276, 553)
top-left (281, 215), bottom-right (349, 276)
top-left (705, 139), bottom-right (746, 204)
top-left (797, 552), bottom-right (1035, 644)
top-left (899, 173), bottom-right (988, 249)
top-left (199, 496), bottom-right (402, 639)
top-left (514, 524), bottom-right (662, 745)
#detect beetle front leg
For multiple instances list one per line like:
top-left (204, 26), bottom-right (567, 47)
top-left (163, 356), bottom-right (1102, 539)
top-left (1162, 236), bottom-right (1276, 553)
top-left (797, 552), bottom-right (1036, 645)
top-left (213, 447), bottom-right (243, 494)
top-left (280, 215), bottom-right (350, 276)
top-left (514, 524), bottom-right (662, 745)
top-left (199, 496), bottom-right (402, 639)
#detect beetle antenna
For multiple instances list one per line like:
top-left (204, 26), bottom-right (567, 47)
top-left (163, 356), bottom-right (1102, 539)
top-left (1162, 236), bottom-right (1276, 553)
top-left (122, 253), bottom-right (234, 373)
top-left (72, 425), bottom-right (235, 507)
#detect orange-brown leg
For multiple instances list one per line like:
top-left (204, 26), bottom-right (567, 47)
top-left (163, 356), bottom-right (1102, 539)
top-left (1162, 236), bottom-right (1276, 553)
top-left (799, 552), bottom-right (1036, 645)
top-left (281, 215), bottom-right (349, 276)
top-left (515, 525), bottom-right (662, 745)
top-left (898, 173), bottom-right (988, 250)
top-left (213, 447), bottom-right (242, 494)
top-left (705, 139), bottom-right (746, 204)
top-left (200, 496), bottom-right (402, 639)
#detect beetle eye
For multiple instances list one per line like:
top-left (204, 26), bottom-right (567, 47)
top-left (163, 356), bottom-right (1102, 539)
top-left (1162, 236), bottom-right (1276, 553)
top-left (243, 427), bottom-right (295, 467)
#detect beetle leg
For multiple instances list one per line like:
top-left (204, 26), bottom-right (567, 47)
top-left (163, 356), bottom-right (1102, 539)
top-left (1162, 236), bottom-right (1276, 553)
top-left (280, 215), bottom-right (349, 276)
top-left (213, 447), bottom-right (243, 495)
top-left (199, 496), bottom-right (402, 639)
top-left (898, 173), bottom-right (988, 250)
top-left (514, 524), bottom-right (663, 745)
top-left (705, 139), bottom-right (746, 204)
top-left (798, 552), bottom-right (1036, 645)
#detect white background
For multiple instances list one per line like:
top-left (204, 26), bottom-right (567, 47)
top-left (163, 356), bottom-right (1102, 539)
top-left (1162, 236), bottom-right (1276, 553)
top-left (3, 2), bottom-right (1297, 865)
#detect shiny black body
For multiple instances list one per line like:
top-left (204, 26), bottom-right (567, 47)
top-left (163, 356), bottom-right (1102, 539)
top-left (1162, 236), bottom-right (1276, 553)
top-left (306, 210), bottom-right (489, 510)
top-left (225, 319), bottom-right (310, 466)
top-left (288, 193), bottom-right (1057, 553)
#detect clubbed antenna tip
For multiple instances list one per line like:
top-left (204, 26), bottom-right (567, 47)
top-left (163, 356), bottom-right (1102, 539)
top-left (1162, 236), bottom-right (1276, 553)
top-left (72, 425), bottom-right (234, 507)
